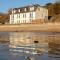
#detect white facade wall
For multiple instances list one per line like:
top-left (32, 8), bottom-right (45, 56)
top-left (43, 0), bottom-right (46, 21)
top-left (10, 12), bottom-right (35, 24)
top-left (10, 6), bottom-right (48, 24)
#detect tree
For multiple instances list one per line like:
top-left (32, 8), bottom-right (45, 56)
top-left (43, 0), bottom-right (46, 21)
top-left (45, 2), bottom-right (60, 16)
top-left (45, 3), bottom-right (53, 7)
top-left (53, 3), bottom-right (60, 14)
top-left (0, 13), bottom-right (9, 24)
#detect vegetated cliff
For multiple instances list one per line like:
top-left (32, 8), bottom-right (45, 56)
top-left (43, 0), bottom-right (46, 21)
top-left (0, 13), bottom-right (9, 24)
top-left (45, 2), bottom-right (60, 16)
top-left (45, 2), bottom-right (60, 22)
top-left (50, 14), bottom-right (60, 22)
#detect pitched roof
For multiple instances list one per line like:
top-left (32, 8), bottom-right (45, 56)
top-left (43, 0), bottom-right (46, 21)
top-left (14, 4), bottom-right (40, 10)
top-left (9, 4), bottom-right (41, 14)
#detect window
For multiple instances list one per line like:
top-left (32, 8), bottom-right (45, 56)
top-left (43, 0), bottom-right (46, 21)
top-left (19, 9), bottom-right (20, 12)
top-left (17, 20), bottom-right (19, 23)
top-left (30, 12), bottom-right (33, 18)
top-left (24, 8), bottom-right (26, 11)
top-left (25, 20), bottom-right (26, 23)
top-left (25, 14), bottom-right (26, 18)
top-left (19, 14), bottom-right (20, 18)
top-left (17, 14), bottom-right (19, 19)
top-left (23, 20), bottom-right (24, 23)
top-left (30, 19), bottom-right (32, 22)
top-left (12, 10), bottom-right (16, 13)
top-left (23, 13), bottom-right (26, 18)
top-left (19, 20), bottom-right (20, 23)
top-left (14, 10), bottom-right (16, 13)
top-left (23, 14), bottom-right (24, 18)
top-left (30, 7), bottom-right (34, 11)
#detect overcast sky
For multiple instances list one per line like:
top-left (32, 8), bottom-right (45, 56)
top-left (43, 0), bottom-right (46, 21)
top-left (0, 0), bottom-right (55, 13)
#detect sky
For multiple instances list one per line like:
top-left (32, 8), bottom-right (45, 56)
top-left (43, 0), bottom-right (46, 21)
top-left (0, 0), bottom-right (55, 13)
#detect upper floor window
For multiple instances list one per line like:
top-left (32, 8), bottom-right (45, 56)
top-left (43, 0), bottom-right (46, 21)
top-left (19, 9), bottom-right (20, 12)
top-left (24, 8), bottom-right (26, 11)
top-left (11, 15), bottom-right (14, 20)
top-left (23, 14), bottom-right (24, 18)
top-left (14, 10), bottom-right (16, 13)
top-left (23, 13), bottom-right (26, 18)
top-left (19, 14), bottom-right (20, 18)
top-left (30, 12), bottom-right (33, 18)
top-left (17, 14), bottom-right (19, 19)
top-left (25, 13), bottom-right (26, 18)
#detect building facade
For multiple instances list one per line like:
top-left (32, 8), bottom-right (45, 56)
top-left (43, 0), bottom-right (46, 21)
top-left (9, 4), bottom-right (48, 24)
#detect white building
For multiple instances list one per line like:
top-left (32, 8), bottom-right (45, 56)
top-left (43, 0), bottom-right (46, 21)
top-left (9, 4), bottom-right (48, 24)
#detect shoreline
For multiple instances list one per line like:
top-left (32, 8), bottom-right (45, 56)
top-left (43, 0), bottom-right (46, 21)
top-left (0, 23), bottom-right (60, 32)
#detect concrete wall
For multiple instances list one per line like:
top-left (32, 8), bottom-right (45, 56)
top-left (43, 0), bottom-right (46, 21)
top-left (35, 7), bottom-right (48, 21)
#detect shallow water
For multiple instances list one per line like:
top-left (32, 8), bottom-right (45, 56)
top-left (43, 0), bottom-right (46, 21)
top-left (0, 32), bottom-right (60, 60)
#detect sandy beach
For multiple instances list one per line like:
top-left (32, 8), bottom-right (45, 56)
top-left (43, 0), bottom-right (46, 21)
top-left (0, 23), bottom-right (60, 32)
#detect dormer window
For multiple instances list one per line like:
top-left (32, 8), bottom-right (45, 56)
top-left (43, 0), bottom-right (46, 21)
top-left (24, 8), bottom-right (26, 11)
top-left (12, 10), bottom-right (16, 13)
top-left (30, 6), bottom-right (34, 11)
top-left (19, 9), bottom-right (20, 12)
top-left (14, 10), bottom-right (16, 13)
